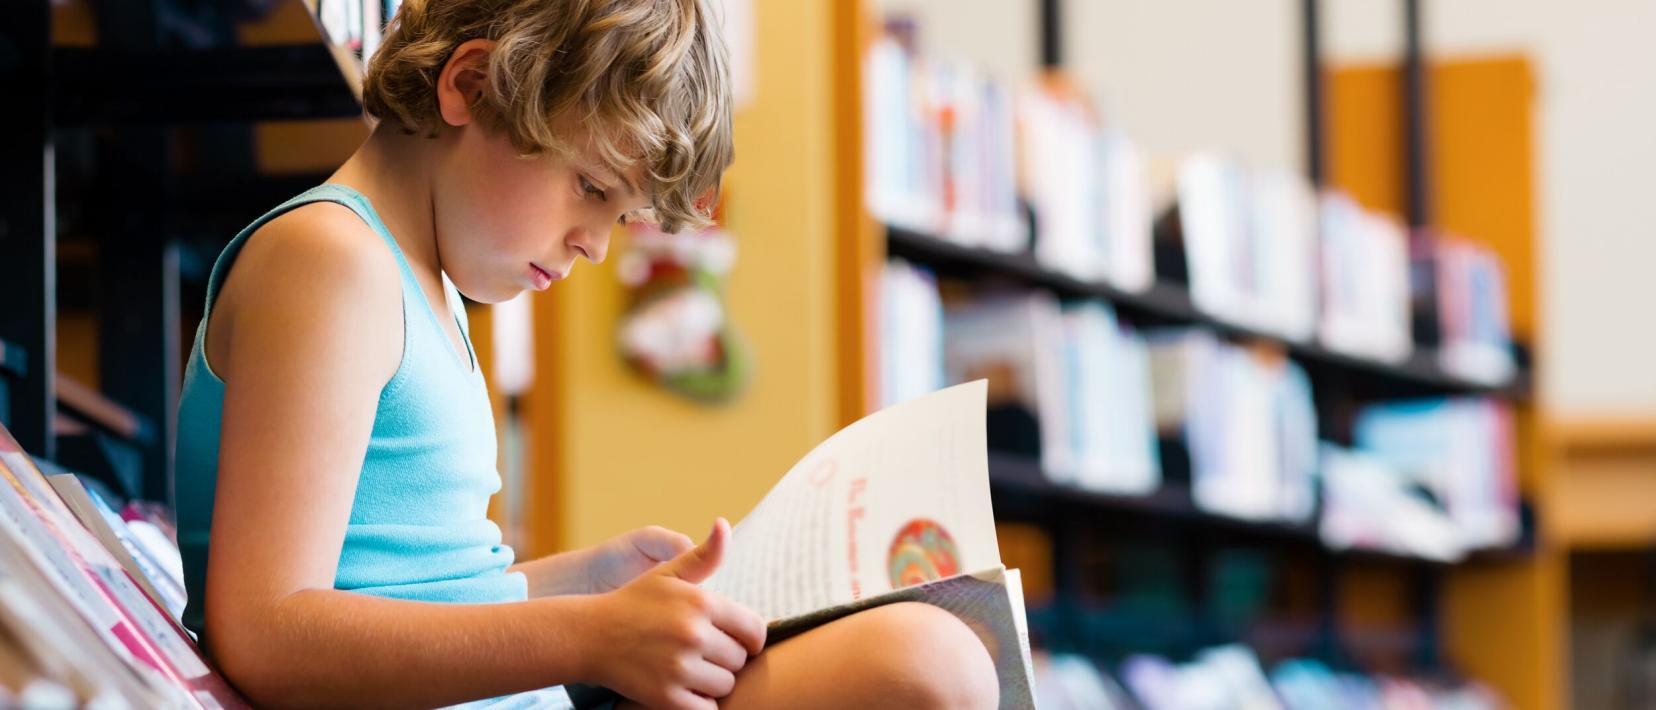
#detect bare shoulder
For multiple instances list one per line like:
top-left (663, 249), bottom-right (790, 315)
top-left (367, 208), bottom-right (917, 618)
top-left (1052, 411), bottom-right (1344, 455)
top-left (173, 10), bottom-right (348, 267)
top-left (208, 200), bottom-right (404, 384)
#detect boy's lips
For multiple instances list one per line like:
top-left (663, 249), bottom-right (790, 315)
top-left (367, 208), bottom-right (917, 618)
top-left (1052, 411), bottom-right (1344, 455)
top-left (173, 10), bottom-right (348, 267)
top-left (529, 263), bottom-right (562, 290)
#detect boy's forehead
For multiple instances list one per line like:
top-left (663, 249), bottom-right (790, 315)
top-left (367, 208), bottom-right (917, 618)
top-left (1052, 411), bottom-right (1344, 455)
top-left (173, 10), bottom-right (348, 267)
top-left (565, 128), bottom-right (650, 194)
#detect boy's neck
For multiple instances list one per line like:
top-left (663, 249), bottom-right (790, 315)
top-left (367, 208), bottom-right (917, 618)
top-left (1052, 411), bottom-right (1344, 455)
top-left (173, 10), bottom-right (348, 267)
top-left (329, 126), bottom-right (443, 280)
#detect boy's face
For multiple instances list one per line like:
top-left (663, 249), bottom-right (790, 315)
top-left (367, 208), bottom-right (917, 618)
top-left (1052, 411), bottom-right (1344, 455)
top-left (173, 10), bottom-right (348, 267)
top-left (431, 125), bottom-right (653, 304)
top-left (427, 39), bottom-right (654, 304)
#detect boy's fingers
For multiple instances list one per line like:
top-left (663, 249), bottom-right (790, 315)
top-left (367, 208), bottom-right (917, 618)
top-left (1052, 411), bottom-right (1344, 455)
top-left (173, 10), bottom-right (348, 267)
top-left (700, 624), bottom-right (749, 673)
top-left (683, 659), bottom-right (738, 699)
top-left (708, 595), bottom-right (767, 656)
top-left (665, 687), bottom-right (718, 710)
top-left (661, 517), bottom-right (727, 584)
top-left (634, 527), bottom-right (695, 562)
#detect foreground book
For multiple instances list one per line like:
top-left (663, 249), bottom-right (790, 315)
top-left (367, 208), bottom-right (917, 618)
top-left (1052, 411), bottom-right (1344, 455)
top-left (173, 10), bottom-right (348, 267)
top-left (704, 380), bottom-right (1037, 708)
top-left (0, 424), bottom-right (246, 708)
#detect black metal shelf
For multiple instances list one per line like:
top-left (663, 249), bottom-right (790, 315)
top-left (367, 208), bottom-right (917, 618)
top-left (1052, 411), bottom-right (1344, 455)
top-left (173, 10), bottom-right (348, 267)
top-left (885, 225), bottom-right (1530, 401)
top-left (52, 45), bottom-right (362, 126)
top-left (985, 450), bottom-right (1524, 568)
top-left (0, 339), bottom-right (25, 380)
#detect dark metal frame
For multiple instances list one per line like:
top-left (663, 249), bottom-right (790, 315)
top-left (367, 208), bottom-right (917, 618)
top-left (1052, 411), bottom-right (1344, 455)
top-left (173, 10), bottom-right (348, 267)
top-left (0, 1), bottom-right (58, 461)
top-left (2, 0), bottom-right (362, 505)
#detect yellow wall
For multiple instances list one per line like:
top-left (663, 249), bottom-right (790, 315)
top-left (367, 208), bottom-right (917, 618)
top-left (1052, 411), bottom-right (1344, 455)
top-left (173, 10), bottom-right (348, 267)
top-left (526, 0), bottom-right (846, 553)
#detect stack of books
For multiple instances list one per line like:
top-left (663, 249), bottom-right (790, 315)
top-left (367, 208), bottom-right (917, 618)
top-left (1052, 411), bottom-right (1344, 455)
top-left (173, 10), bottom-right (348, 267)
top-left (0, 423), bottom-right (243, 707)
top-left (1320, 397), bottom-right (1519, 561)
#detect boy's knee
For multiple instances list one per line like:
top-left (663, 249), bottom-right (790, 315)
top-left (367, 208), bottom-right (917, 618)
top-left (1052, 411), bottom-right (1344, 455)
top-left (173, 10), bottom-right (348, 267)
top-left (854, 601), bottom-right (1000, 710)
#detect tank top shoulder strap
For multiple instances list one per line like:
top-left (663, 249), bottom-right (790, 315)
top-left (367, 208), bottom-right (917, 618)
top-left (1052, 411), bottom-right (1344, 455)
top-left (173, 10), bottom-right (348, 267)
top-left (201, 183), bottom-right (422, 318)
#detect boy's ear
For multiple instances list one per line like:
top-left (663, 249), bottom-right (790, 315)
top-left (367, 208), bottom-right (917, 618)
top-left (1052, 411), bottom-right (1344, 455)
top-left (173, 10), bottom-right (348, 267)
top-left (437, 38), bottom-right (497, 128)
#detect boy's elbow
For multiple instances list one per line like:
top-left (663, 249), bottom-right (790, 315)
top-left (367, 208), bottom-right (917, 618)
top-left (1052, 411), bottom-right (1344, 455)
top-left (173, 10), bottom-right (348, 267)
top-left (205, 595), bottom-right (305, 707)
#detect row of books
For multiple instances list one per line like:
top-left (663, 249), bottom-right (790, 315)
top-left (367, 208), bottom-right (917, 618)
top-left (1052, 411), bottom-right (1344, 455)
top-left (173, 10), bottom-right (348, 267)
top-left (1434, 239), bottom-right (1519, 384)
top-left (879, 264), bottom-right (1521, 553)
top-left (864, 31), bottom-right (1516, 382)
top-left (925, 285), bottom-right (1161, 496)
top-left (0, 422), bottom-right (242, 707)
top-left (864, 32), bottom-right (1156, 290)
top-left (1150, 330), bottom-right (1319, 523)
top-left (1315, 192), bottom-right (1415, 363)
top-left (1323, 399), bottom-right (1521, 561)
top-left (1034, 646), bottom-right (1504, 710)
top-left (311, 0), bottom-right (402, 69)
top-left (1175, 155), bottom-right (1322, 343)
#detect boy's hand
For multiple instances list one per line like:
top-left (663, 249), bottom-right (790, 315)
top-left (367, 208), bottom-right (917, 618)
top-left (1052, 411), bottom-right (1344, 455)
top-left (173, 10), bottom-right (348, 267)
top-left (585, 525), bottom-right (695, 593)
top-left (584, 517), bottom-right (767, 709)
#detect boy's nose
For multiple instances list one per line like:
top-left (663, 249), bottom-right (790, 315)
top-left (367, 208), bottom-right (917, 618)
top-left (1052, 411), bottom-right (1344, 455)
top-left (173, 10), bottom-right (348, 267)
top-left (566, 227), bottom-right (609, 264)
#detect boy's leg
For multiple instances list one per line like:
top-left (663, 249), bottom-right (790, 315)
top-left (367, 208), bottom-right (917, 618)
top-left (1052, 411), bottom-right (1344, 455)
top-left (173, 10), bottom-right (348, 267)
top-left (616, 601), bottom-right (1000, 710)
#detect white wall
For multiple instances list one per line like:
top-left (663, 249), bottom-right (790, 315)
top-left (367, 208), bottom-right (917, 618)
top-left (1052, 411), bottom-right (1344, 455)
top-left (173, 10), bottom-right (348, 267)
top-left (1064, 0), bottom-right (1305, 181)
top-left (876, 0), bottom-right (1039, 84)
top-left (874, 0), bottom-right (1656, 414)
top-left (1324, 0), bottom-right (1656, 415)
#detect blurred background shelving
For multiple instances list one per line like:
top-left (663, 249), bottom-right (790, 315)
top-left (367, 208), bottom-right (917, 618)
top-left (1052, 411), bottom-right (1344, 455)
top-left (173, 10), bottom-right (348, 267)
top-left (3, 0), bottom-right (1654, 708)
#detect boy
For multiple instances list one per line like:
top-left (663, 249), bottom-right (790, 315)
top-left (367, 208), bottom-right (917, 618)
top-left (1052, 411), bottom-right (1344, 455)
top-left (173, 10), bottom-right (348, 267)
top-left (173, 0), bottom-right (1000, 707)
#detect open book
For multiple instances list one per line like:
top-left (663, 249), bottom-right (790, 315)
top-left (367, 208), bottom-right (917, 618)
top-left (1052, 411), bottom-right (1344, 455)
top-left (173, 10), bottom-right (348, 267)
top-left (703, 380), bottom-right (1037, 708)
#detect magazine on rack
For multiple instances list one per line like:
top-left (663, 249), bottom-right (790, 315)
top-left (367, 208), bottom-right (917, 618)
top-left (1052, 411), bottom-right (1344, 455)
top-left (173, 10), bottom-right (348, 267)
top-left (703, 380), bottom-right (1037, 708)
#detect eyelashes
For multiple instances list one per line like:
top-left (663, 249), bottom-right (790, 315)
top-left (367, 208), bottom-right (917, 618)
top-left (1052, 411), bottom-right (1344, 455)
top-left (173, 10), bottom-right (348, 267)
top-left (580, 174), bottom-right (632, 225)
top-left (579, 175), bottom-right (608, 202)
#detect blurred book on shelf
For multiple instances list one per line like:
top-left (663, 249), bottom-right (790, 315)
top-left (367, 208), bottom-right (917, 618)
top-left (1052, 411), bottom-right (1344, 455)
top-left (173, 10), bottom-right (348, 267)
top-left (937, 292), bottom-right (1160, 496)
top-left (1354, 398), bottom-right (1520, 549)
top-left (878, 266), bottom-right (1522, 546)
top-left (865, 33), bottom-right (1023, 251)
top-left (864, 30), bottom-right (1155, 289)
top-left (1433, 238), bottom-right (1517, 385)
top-left (939, 292), bottom-right (1067, 469)
top-left (1320, 397), bottom-right (1519, 562)
top-left (1319, 444), bottom-right (1471, 562)
top-left (1172, 155), bottom-right (1319, 341)
top-left (1034, 645), bottom-right (1505, 710)
top-left (0, 423), bottom-right (245, 708)
top-left (1317, 193), bottom-right (1415, 363)
top-left (1149, 330), bottom-right (1317, 523)
top-left (1057, 302), bottom-right (1160, 496)
top-left (1018, 82), bottom-right (1155, 290)
top-left (878, 259), bottom-right (946, 408)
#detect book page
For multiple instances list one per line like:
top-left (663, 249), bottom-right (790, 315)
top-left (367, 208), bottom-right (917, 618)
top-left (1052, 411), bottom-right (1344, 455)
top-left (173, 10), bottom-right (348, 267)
top-left (705, 381), bottom-right (999, 622)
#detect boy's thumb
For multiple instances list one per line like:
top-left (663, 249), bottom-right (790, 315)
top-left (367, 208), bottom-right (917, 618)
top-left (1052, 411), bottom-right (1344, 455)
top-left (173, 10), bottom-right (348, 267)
top-left (662, 517), bottom-right (728, 584)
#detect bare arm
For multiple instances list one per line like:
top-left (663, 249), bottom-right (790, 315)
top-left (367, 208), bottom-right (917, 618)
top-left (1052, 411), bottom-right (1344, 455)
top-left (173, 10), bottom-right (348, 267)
top-left (508, 550), bottom-right (598, 597)
top-left (511, 524), bottom-right (699, 598)
top-left (204, 207), bottom-right (596, 707)
top-left (205, 206), bottom-right (765, 709)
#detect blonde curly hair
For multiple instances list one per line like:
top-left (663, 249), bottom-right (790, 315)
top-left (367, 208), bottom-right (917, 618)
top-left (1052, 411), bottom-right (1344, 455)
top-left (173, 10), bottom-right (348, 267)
top-left (363, 0), bottom-right (733, 233)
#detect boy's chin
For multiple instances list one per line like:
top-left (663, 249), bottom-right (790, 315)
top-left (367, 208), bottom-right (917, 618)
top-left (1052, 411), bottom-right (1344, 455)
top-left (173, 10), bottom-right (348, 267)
top-left (448, 279), bottom-right (519, 306)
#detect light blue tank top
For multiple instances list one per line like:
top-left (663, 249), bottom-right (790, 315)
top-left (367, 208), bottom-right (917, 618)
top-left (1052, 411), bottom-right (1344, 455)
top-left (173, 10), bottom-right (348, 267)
top-left (174, 184), bottom-right (527, 643)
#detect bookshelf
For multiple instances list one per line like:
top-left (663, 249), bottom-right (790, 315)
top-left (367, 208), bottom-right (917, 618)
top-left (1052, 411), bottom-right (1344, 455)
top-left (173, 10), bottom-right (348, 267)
top-left (887, 225), bottom-right (1531, 401)
top-left (987, 450), bottom-right (1532, 568)
top-left (0, 0), bottom-right (367, 506)
top-left (848, 0), bottom-right (1560, 706)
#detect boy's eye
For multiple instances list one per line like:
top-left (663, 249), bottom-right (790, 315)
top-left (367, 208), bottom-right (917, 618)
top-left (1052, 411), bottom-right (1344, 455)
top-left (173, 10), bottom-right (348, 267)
top-left (580, 175), bottom-right (607, 202)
